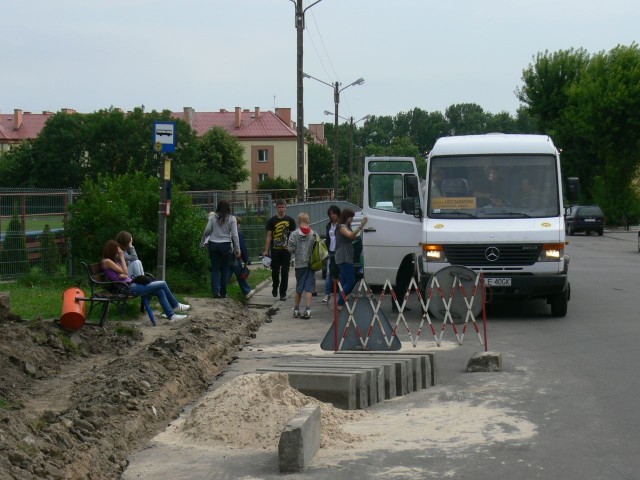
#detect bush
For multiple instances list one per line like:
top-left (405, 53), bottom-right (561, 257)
top-left (66, 172), bottom-right (209, 280)
top-left (0, 206), bottom-right (29, 278)
top-left (39, 224), bottom-right (61, 274)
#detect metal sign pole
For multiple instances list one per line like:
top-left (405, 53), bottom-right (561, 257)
top-left (156, 153), bottom-right (167, 281)
top-left (152, 121), bottom-right (176, 281)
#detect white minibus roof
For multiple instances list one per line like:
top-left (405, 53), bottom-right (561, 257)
top-left (430, 134), bottom-right (558, 156)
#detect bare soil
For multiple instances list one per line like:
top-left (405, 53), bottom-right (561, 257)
top-left (0, 296), bottom-right (267, 479)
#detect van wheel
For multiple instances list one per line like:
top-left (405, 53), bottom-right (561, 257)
top-left (568, 225), bottom-right (575, 236)
top-left (549, 289), bottom-right (568, 317)
top-left (597, 229), bottom-right (603, 236)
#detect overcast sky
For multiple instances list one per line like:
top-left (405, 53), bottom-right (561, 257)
top-left (3, 0), bottom-right (638, 127)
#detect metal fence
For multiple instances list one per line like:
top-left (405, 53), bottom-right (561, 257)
top-left (0, 189), bottom-right (72, 279)
top-left (0, 188), bottom-right (360, 278)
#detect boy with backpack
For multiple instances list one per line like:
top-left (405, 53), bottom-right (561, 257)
top-left (287, 212), bottom-right (317, 319)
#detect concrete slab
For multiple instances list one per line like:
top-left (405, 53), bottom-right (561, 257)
top-left (290, 359), bottom-right (384, 405)
top-left (278, 404), bottom-right (321, 473)
top-left (258, 366), bottom-right (368, 409)
top-left (298, 357), bottom-right (394, 402)
top-left (256, 369), bottom-right (357, 410)
top-left (335, 351), bottom-right (438, 386)
top-left (271, 364), bottom-right (371, 408)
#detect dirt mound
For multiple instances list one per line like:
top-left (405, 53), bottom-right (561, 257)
top-left (0, 296), bottom-right (266, 479)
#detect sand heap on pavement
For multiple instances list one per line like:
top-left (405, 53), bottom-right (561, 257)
top-left (181, 372), bottom-right (371, 450)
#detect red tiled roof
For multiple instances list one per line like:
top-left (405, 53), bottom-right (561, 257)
top-left (0, 108), bottom-right (299, 143)
top-left (171, 110), bottom-right (297, 139)
top-left (0, 112), bottom-right (53, 142)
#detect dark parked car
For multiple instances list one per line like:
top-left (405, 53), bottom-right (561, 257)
top-left (565, 205), bottom-right (605, 236)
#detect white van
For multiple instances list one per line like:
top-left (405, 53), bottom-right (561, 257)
top-left (362, 134), bottom-right (573, 317)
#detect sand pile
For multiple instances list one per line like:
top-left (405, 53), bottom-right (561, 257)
top-left (181, 372), bottom-right (370, 450)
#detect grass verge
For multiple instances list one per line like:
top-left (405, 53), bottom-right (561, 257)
top-left (1, 267), bottom-right (272, 322)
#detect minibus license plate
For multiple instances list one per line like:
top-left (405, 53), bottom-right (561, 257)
top-left (484, 277), bottom-right (511, 287)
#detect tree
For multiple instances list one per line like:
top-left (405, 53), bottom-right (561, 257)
top-left (517, 48), bottom-right (591, 135)
top-left (187, 127), bottom-right (249, 190)
top-left (307, 140), bottom-right (334, 189)
top-left (0, 107), bottom-right (201, 189)
top-left (567, 43), bottom-right (640, 220)
top-left (445, 103), bottom-right (488, 135)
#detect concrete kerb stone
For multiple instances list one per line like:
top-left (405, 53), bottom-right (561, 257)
top-left (300, 357), bottom-right (394, 402)
top-left (256, 369), bottom-right (357, 410)
top-left (258, 366), bottom-right (367, 409)
top-left (270, 365), bottom-right (370, 409)
top-left (292, 359), bottom-right (384, 405)
top-left (335, 351), bottom-right (438, 387)
top-left (278, 404), bottom-right (321, 473)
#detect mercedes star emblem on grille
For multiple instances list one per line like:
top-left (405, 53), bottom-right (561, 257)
top-left (485, 246), bottom-right (500, 262)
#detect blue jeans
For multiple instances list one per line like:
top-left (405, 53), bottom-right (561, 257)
top-left (325, 253), bottom-right (336, 295)
top-left (130, 281), bottom-right (179, 318)
top-left (208, 241), bottom-right (231, 297)
top-left (337, 262), bottom-right (356, 306)
top-left (228, 258), bottom-right (252, 295)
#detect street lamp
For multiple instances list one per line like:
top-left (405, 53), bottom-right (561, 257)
top-left (324, 111), bottom-right (370, 202)
top-left (303, 73), bottom-right (365, 198)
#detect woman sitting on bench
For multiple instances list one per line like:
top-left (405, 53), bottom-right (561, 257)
top-left (101, 240), bottom-right (190, 322)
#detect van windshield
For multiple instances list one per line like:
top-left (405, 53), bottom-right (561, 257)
top-left (427, 154), bottom-right (559, 219)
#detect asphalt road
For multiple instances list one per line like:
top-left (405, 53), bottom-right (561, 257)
top-left (123, 229), bottom-right (640, 480)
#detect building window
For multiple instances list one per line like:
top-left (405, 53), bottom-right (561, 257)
top-left (258, 149), bottom-right (269, 162)
top-left (258, 173), bottom-right (269, 182)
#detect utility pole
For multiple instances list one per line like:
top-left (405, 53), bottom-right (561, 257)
top-left (292, 0), bottom-right (323, 202)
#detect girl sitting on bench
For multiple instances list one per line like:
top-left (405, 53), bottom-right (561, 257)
top-left (101, 240), bottom-right (190, 322)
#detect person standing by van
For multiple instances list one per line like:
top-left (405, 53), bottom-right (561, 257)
top-left (323, 205), bottom-right (341, 303)
top-left (335, 208), bottom-right (368, 309)
top-left (263, 199), bottom-right (296, 301)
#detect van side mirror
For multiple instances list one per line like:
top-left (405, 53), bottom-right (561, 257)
top-left (566, 177), bottom-right (580, 203)
top-left (401, 197), bottom-right (422, 218)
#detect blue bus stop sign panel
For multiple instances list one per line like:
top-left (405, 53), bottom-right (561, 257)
top-left (153, 121), bottom-right (176, 153)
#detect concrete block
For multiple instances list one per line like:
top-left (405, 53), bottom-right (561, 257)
top-left (294, 359), bottom-right (384, 404)
top-left (270, 364), bottom-right (369, 408)
top-left (278, 404), bottom-right (321, 473)
top-left (257, 369), bottom-right (357, 410)
top-left (335, 351), bottom-right (438, 386)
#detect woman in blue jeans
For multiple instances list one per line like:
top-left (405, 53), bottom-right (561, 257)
top-left (201, 200), bottom-right (241, 298)
top-left (101, 240), bottom-right (190, 322)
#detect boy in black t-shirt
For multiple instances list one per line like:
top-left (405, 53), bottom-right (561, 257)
top-left (262, 199), bottom-right (296, 300)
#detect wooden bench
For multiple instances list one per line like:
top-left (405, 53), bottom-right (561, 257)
top-left (81, 262), bottom-right (155, 326)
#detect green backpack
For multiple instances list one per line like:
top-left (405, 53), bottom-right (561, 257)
top-left (309, 232), bottom-right (329, 271)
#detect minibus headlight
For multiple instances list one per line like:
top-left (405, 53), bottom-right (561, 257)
top-left (538, 243), bottom-right (564, 262)
top-left (422, 244), bottom-right (447, 262)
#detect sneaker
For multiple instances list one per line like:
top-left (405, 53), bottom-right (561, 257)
top-left (176, 303), bottom-right (191, 312)
top-left (293, 308), bottom-right (301, 318)
top-left (322, 295), bottom-right (330, 303)
top-left (280, 295), bottom-right (287, 301)
top-left (272, 286), bottom-right (278, 297)
top-left (169, 314), bottom-right (187, 322)
top-left (301, 308), bottom-right (311, 319)
top-left (245, 289), bottom-right (256, 299)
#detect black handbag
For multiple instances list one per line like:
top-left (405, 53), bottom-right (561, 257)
top-left (133, 274), bottom-right (152, 285)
